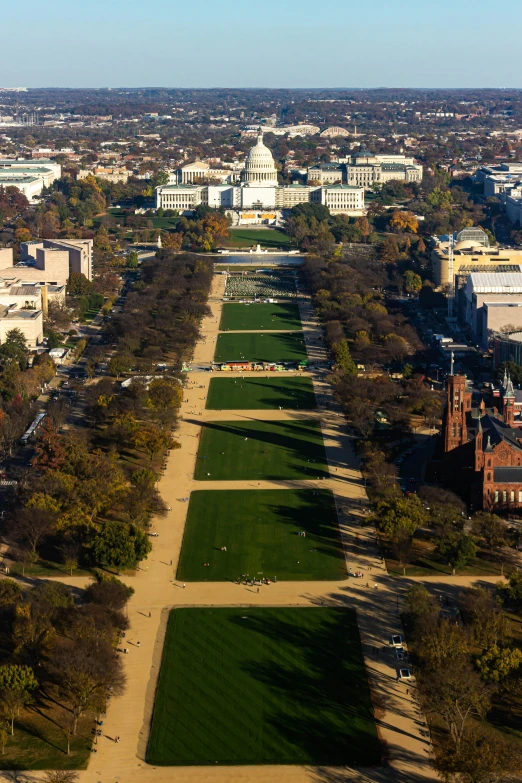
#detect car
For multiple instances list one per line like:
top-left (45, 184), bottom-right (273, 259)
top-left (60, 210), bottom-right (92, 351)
top-left (409, 478), bottom-right (417, 484)
top-left (395, 646), bottom-right (406, 660)
top-left (390, 634), bottom-right (403, 647)
top-left (397, 668), bottom-right (412, 681)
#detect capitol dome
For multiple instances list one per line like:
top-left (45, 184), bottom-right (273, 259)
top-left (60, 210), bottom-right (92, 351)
top-left (242, 131), bottom-right (278, 186)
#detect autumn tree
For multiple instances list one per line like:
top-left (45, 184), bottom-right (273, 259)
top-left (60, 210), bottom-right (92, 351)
top-left (390, 210), bottom-right (419, 233)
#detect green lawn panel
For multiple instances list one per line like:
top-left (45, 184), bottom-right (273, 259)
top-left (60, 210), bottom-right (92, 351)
top-left (194, 420), bottom-right (329, 481)
top-left (177, 489), bottom-right (344, 581)
top-left (206, 376), bottom-right (316, 410)
top-left (214, 332), bottom-right (307, 364)
top-left (219, 303), bottom-right (302, 331)
top-left (146, 607), bottom-right (381, 766)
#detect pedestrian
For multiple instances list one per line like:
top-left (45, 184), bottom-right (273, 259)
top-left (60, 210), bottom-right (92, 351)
top-left (124, 648), bottom-right (129, 654)
top-left (149, 611), bottom-right (151, 618)
top-left (257, 587), bottom-right (260, 594)
top-left (183, 583), bottom-right (186, 588)
top-left (137, 641), bottom-right (141, 648)
top-left (170, 559), bottom-right (173, 566)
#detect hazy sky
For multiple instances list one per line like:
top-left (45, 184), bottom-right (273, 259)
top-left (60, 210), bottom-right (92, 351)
top-left (3, 0), bottom-right (521, 89)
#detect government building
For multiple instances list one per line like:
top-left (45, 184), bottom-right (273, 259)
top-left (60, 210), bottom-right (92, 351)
top-left (156, 131), bottom-right (366, 222)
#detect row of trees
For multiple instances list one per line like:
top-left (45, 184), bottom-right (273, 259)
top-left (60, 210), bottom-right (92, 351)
top-left (405, 581), bottom-right (522, 781)
top-left (4, 253), bottom-right (213, 573)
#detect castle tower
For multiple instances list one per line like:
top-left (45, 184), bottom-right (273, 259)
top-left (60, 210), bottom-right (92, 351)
top-left (444, 374), bottom-right (471, 452)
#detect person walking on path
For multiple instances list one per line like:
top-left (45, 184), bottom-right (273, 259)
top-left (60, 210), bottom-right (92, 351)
top-left (183, 583), bottom-right (186, 588)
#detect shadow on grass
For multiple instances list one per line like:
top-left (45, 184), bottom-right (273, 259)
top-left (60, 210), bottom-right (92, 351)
top-left (230, 608), bottom-right (381, 766)
top-left (194, 419), bottom-right (329, 479)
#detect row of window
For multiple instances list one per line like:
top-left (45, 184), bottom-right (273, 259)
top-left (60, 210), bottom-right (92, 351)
top-left (494, 489), bottom-right (522, 503)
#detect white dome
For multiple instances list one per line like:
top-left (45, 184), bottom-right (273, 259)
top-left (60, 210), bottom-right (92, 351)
top-left (242, 131), bottom-right (278, 186)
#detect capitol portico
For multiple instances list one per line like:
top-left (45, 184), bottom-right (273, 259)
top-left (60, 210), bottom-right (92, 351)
top-left (156, 131), bottom-right (366, 221)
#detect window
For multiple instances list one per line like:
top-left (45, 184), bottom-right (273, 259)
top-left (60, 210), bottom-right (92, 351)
top-left (511, 490), bottom-right (515, 502)
top-left (519, 490), bottom-right (522, 503)
top-left (503, 490), bottom-right (507, 502)
top-left (495, 490), bottom-right (499, 503)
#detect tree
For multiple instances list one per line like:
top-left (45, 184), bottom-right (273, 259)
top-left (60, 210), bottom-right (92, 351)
top-left (0, 665), bottom-right (38, 735)
top-left (333, 339), bottom-right (357, 375)
top-left (373, 494), bottom-right (428, 539)
top-left (403, 270), bottom-right (422, 294)
top-left (0, 578), bottom-right (22, 607)
top-left (31, 419), bottom-right (67, 471)
top-left (421, 660), bottom-right (492, 753)
top-left (0, 328), bottom-right (27, 364)
top-left (12, 601), bottom-right (56, 664)
top-left (84, 576), bottom-right (134, 611)
top-left (43, 771), bottom-right (80, 783)
top-left (379, 236), bottom-right (400, 263)
top-left (134, 425), bottom-right (175, 461)
top-left (497, 570), bottom-right (522, 611)
top-left (148, 379), bottom-right (182, 411)
top-left (476, 645), bottom-right (522, 684)
top-left (459, 587), bottom-right (507, 650)
top-left (127, 250), bottom-right (139, 268)
top-left (46, 301), bottom-right (71, 332)
top-left (50, 636), bottom-right (125, 735)
top-left (0, 726), bottom-right (7, 754)
top-left (67, 273), bottom-right (92, 296)
top-left (471, 513), bottom-right (508, 558)
top-left (435, 727), bottom-right (522, 783)
top-left (404, 584), bottom-right (439, 624)
top-left (92, 522), bottom-right (152, 570)
top-left (150, 171), bottom-right (169, 188)
top-left (8, 507), bottom-right (54, 558)
top-left (392, 530), bottom-right (414, 575)
top-left (108, 353), bottom-right (134, 379)
top-left (438, 532), bottom-right (477, 575)
top-left (390, 210), bottom-right (419, 233)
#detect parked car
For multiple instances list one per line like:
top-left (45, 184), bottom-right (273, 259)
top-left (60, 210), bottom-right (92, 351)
top-left (390, 634), bottom-right (403, 647)
top-left (397, 668), bottom-right (412, 681)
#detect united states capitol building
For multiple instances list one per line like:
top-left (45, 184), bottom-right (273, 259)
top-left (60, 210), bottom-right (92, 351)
top-left (156, 131), bottom-right (366, 224)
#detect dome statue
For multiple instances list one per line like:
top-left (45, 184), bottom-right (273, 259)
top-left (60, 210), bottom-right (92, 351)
top-left (242, 130), bottom-right (278, 186)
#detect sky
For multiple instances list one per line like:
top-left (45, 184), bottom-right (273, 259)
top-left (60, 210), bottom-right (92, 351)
top-left (3, 0), bottom-right (522, 89)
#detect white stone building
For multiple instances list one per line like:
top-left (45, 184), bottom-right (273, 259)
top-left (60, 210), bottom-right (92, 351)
top-left (156, 132), bottom-right (365, 217)
top-left (0, 158), bottom-right (61, 201)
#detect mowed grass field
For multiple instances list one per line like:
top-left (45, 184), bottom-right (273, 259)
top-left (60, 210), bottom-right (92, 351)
top-left (146, 607), bottom-right (380, 766)
top-left (177, 489), bottom-right (344, 581)
top-left (214, 332), bottom-right (308, 363)
top-left (206, 376), bottom-right (316, 410)
top-left (219, 302), bottom-right (302, 331)
top-left (224, 227), bottom-right (295, 248)
top-left (194, 419), bottom-right (329, 480)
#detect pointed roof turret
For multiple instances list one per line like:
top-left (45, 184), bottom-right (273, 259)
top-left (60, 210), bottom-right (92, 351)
top-left (505, 374), bottom-right (515, 399)
top-left (503, 368), bottom-right (509, 390)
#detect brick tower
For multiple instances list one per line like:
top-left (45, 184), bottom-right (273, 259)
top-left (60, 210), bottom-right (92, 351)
top-left (444, 374), bottom-right (471, 452)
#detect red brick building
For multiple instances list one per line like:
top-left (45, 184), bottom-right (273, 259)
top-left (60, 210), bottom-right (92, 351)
top-left (443, 373), bottom-right (522, 510)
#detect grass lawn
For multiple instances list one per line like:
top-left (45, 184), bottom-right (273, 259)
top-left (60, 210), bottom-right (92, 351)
top-left (0, 706), bottom-right (92, 770)
top-left (214, 332), bottom-right (307, 363)
top-left (146, 607), bottom-right (380, 766)
top-left (224, 228), bottom-right (294, 248)
top-left (206, 376), bottom-right (316, 410)
top-left (220, 303), bottom-right (301, 331)
top-left (194, 419), bottom-right (329, 481)
top-left (177, 489), bottom-right (344, 581)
